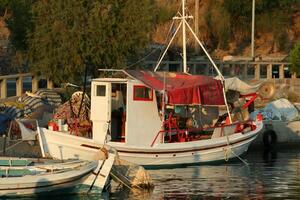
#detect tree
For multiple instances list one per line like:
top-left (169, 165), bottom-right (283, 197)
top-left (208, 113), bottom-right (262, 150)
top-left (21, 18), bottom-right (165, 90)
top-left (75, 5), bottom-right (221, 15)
top-left (5, 0), bottom-right (33, 52)
top-left (0, 0), bottom-right (12, 17)
top-left (289, 43), bottom-right (300, 75)
top-left (28, 0), bottom-right (155, 84)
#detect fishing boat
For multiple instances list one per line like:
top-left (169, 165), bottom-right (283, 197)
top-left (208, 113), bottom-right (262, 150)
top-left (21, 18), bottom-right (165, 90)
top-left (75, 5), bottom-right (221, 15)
top-left (0, 157), bottom-right (112, 196)
top-left (38, 0), bottom-right (263, 167)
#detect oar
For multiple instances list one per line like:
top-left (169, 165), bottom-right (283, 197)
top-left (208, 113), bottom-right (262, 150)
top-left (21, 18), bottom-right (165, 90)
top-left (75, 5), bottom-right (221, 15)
top-left (87, 159), bottom-right (106, 193)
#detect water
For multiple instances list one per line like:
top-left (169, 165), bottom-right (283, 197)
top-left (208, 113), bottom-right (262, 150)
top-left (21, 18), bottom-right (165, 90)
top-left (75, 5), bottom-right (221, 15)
top-left (5, 148), bottom-right (300, 199)
top-left (109, 148), bottom-right (300, 200)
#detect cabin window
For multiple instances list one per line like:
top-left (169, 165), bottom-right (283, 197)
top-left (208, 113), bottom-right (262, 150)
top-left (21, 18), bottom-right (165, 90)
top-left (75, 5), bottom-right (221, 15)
top-left (95, 85), bottom-right (106, 96)
top-left (133, 85), bottom-right (153, 101)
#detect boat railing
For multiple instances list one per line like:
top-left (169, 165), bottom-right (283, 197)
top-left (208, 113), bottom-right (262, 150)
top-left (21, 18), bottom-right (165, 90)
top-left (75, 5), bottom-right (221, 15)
top-left (150, 120), bottom-right (257, 147)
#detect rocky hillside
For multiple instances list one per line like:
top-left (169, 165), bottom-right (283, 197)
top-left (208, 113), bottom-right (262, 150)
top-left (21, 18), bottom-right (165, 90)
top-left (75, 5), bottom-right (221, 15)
top-left (0, 0), bottom-right (299, 71)
top-left (153, 0), bottom-right (300, 59)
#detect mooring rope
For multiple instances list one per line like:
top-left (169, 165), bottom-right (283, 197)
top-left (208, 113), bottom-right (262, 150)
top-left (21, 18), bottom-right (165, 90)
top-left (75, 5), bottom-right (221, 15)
top-left (0, 121), bottom-right (37, 154)
top-left (225, 133), bottom-right (249, 166)
top-left (110, 171), bottom-right (133, 190)
top-left (0, 133), bottom-right (37, 154)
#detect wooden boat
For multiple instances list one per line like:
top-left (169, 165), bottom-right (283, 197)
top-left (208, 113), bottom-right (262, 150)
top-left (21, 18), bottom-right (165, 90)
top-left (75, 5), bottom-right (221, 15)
top-left (38, 0), bottom-right (263, 167)
top-left (38, 71), bottom-right (263, 166)
top-left (0, 157), bottom-right (113, 196)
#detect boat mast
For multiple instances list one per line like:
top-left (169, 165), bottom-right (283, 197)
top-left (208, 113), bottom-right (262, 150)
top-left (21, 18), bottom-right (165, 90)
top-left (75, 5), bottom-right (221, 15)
top-left (154, 0), bottom-right (232, 123)
top-left (182, 0), bottom-right (187, 73)
top-left (154, 1), bottom-right (192, 72)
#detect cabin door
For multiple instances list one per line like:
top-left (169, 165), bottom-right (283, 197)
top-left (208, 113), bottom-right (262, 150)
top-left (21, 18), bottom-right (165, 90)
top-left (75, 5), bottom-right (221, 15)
top-left (90, 82), bottom-right (111, 144)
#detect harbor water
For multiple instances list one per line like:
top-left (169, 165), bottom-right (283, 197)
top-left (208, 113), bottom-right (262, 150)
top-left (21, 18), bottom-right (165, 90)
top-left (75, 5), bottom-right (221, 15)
top-left (109, 148), bottom-right (300, 200)
top-left (8, 147), bottom-right (300, 200)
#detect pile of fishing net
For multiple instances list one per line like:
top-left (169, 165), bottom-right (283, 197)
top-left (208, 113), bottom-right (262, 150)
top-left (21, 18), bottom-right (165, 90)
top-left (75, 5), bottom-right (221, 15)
top-left (110, 155), bottom-right (154, 189)
top-left (53, 91), bottom-right (92, 137)
top-left (53, 91), bottom-right (90, 120)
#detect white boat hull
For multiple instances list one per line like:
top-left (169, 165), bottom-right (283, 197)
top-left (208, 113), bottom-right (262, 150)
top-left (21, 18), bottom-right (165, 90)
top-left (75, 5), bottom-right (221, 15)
top-left (0, 161), bottom-right (99, 196)
top-left (37, 128), bottom-right (115, 194)
top-left (39, 121), bottom-right (262, 167)
top-left (111, 139), bottom-right (253, 166)
top-left (108, 125), bottom-right (260, 166)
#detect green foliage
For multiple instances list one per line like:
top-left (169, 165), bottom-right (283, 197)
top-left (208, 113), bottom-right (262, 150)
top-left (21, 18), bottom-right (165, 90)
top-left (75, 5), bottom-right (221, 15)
top-left (205, 1), bottom-right (231, 50)
top-left (275, 31), bottom-right (288, 51)
top-left (154, 6), bottom-right (175, 24)
top-left (6, 0), bottom-right (33, 52)
top-left (224, 0), bottom-right (252, 23)
top-left (256, 0), bottom-right (299, 12)
top-left (0, 0), bottom-right (10, 15)
top-left (224, 0), bottom-right (252, 38)
top-left (255, 0), bottom-right (294, 51)
top-left (203, 0), bottom-right (295, 50)
top-left (28, 0), bottom-right (155, 84)
top-left (289, 43), bottom-right (300, 75)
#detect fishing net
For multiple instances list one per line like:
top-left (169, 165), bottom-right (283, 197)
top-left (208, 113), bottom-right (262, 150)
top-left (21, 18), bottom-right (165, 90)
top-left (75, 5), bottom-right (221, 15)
top-left (110, 154), bottom-right (154, 189)
top-left (54, 91), bottom-right (90, 120)
top-left (69, 91), bottom-right (90, 119)
top-left (53, 91), bottom-right (92, 137)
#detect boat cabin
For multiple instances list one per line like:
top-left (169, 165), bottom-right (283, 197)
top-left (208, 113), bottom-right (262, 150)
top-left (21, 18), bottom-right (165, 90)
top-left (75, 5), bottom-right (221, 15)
top-left (90, 70), bottom-right (235, 147)
top-left (91, 77), bottom-right (161, 146)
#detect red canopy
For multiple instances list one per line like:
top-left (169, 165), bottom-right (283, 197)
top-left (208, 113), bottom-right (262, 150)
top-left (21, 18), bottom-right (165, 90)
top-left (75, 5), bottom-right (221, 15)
top-left (125, 70), bottom-right (225, 105)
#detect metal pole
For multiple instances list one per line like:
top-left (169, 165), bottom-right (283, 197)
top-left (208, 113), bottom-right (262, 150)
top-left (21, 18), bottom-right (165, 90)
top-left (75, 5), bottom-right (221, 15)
top-left (2, 135), bottom-right (6, 156)
top-left (162, 72), bottom-right (166, 143)
top-left (154, 21), bottom-right (183, 72)
top-left (182, 0), bottom-right (187, 73)
top-left (185, 20), bottom-right (232, 123)
top-left (195, 0), bottom-right (200, 54)
top-left (251, 0), bottom-right (255, 60)
top-left (185, 20), bottom-right (223, 79)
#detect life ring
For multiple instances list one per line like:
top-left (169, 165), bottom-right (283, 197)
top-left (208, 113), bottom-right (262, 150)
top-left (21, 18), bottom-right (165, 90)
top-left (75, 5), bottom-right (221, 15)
top-left (263, 130), bottom-right (277, 149)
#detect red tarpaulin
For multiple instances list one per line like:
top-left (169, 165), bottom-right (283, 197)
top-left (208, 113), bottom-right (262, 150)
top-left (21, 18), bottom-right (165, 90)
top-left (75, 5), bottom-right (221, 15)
top-left (125, 70), bottom-right (225, 105)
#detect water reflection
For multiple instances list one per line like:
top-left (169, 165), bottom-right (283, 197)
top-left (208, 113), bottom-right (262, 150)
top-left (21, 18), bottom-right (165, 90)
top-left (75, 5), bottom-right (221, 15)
top-left (262, 149), bottom-right (277, 165)
top-left (110, 149), bottom-right (300, 199)
top-left (5, 149), bottom-right (300, 199)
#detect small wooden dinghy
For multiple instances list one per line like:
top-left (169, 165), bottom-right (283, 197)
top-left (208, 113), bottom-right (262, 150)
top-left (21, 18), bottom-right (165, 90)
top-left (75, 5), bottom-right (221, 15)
top-left (0, 157), bottom-right (98, 196)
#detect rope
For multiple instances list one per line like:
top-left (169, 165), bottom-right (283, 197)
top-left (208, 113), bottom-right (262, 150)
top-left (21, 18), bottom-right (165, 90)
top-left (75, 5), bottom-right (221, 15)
top-left (127, 48), bottom-right (160, 68)
top-left (0, 133), bottom-right (37, 154)
top-left (1, 120), bottom-right (38, 154)
top-left (224, 131), bottom-right (249, 166)
top-left (224, 146), bottom-right (229, 162)
top-left (111, 160), bottom-right (144, 190)
top-left (110, 171), bottom-right (133, 190)
top-left (128, 15), bottom-right (178, 69)
top-left (7, 120), bottom-right (13, 140)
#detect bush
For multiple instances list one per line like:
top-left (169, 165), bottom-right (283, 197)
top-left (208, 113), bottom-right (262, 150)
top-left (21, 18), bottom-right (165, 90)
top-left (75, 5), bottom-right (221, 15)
top-left (275, 31), bottom-right (288, 51)
top-left (289, 43), bottom-right (300, 75)
top-left (204, 0), bottom-right (231, 50)
top-left (154, 6), bottom-right (175, 24)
